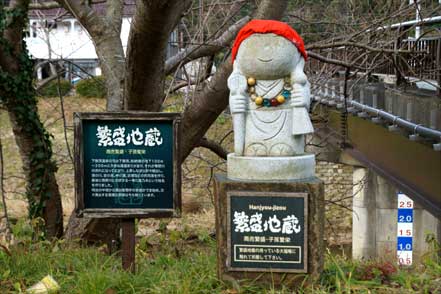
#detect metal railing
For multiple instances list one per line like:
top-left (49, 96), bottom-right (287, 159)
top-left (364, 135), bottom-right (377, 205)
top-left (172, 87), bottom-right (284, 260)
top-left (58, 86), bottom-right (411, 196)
top-left (312, 83), bottom-right (441, 151)
top-left (376, 37), bottom-right (441, 82)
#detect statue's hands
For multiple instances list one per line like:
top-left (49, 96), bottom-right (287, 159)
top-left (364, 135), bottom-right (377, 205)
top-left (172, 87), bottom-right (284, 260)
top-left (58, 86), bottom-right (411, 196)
top-left (290, 57), bottom-right (311, 110)
top-left (290, 81), bottom-right (314, 135)
top-left (230, 95), bottom-right (248, 113)
top-left (290, 84), bottom-right (309, 108)
top-left (228, 71), bottom-right (248, 114)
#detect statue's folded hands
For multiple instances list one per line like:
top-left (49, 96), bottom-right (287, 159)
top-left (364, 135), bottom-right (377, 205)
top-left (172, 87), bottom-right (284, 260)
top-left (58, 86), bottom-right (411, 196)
top-left (228, 69), bottom-right (248, 115)
top-left (230, 96), bottom-right (248, 113)
top-left (290, 88), bottom-right (307, 108)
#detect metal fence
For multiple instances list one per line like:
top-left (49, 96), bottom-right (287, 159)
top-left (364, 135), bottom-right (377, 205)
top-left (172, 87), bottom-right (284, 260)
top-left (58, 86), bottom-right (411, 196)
top-left (306, 36), bottom-right (441, 95)
top-left (377, 37), bottom-right (441, 82)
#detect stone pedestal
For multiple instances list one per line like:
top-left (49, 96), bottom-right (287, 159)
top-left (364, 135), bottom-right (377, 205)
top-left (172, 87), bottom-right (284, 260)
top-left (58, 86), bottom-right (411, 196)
top-left (214, 174), bottom-right (324, 287)
top-left (227, 153), bottom-right (316, 181)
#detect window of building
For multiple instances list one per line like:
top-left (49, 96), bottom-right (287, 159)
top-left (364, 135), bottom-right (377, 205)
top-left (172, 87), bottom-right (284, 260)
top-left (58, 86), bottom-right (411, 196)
top-left (44, 20), bottom-right (57, 30)
top-left (31, 22), bottom-right (37, 38)
top-left (74, 21), bottom-right (82, 34)
top-left (62, 21), bottom-right (71, 33)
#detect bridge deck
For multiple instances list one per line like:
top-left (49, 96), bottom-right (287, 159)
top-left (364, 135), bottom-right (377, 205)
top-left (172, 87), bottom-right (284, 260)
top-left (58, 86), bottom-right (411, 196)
top-left (314, 105), bottom-right (441, 218)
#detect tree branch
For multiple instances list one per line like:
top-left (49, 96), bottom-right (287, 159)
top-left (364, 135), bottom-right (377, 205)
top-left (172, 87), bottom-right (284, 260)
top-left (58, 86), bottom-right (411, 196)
top-left (306, 41), bottom-right (412, 54)
top-left (165, 16), bottom-right (250, 75)
top-left (56, 0), bottom-right (101, 35)
top-left (196, 137), bottom-right (228, 160)
top-left (254, 0), bottom-right (287, 19)
top-left (307, 51), bottom-right (364, 70)
top-left (169, 55), bottom-right (214, 93)
top-left (29, 1), bottom-right (61, 10)
top-left (29, 0), bottom-right (106, 10)
top-left (35, 69), bottom-right (66, 92)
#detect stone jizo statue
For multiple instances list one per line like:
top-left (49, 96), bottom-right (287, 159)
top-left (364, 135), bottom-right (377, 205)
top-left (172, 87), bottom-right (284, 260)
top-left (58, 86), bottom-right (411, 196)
top-left (227, 20), bottom-right (315, 180)
top-left (228, 19), bottom-right (313, 157)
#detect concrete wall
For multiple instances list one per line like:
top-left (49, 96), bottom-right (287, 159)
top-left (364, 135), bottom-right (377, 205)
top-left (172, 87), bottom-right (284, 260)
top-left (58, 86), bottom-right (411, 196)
top-left (384, 88), bottom-right (441, 130)
top-left (351, 82), bottom-right (440, 130)
top-left (316, 161), bottom-right (353, 246)
top-left (319, 79), bottom-right (441, 130)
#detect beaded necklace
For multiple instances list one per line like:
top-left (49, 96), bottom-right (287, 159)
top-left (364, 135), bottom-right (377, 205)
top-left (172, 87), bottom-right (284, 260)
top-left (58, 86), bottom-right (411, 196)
top-left (247, 77), bottom-right (292, 107)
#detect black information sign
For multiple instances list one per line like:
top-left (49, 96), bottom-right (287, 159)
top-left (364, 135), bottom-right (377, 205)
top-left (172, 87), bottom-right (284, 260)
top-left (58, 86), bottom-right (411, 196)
top-left (227, 191), bottom-right (307, 273)
top-left (74, 112), bottom-right (181, 218)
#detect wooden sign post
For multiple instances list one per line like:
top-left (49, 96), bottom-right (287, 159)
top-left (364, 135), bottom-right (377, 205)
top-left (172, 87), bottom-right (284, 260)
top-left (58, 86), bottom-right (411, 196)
top-left (74, 112), bottom-right (181, 272)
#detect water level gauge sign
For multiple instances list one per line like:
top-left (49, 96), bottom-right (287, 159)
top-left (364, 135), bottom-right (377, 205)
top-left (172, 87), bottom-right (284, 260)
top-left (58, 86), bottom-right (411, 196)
top-left (397, 192), bottom-right (413, 266)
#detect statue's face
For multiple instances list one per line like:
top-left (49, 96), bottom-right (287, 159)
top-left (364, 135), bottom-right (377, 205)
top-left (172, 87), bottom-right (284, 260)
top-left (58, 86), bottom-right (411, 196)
top-left (236, 33), bottom-right (300, 79)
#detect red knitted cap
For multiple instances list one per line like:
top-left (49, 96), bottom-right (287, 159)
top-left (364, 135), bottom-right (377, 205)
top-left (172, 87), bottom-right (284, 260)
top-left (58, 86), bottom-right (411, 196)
top-left (231, 19), bottom-right (307, 63)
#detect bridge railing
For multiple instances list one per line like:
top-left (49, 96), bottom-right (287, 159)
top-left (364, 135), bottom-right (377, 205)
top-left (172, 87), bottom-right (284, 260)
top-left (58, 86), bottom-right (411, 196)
top-left (312, 82), bottom-right (441, 151)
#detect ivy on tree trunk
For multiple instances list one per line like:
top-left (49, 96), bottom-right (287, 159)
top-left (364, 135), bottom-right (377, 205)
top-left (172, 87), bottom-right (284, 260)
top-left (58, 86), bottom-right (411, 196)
top-left (0, 2), bottom-right (63, 239)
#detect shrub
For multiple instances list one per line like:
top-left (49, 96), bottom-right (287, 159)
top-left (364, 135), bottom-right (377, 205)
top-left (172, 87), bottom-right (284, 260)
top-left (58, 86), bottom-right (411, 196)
top-left (39, 79), bottom-right (72, 97)
top-left (76, 76), bottom-right (107, 98)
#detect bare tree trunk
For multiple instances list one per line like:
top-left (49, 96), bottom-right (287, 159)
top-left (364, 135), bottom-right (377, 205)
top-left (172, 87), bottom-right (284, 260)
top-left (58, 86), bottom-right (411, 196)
top-left (62, 0), bottom-right (125, 242)
top-left (95, 34), bottom-right (125, 111)
top-left (1, 0), bottom-right (64, 238)
top-left (63, 29), bottom-right (126, 242)
top-left (7, 110), bottom-right (63, 238)
top-left (180, 60), bottom-right (232, 159)
top-left (64, 215), bottom-right (120, 247)
top-left (58, 0), bottom-right (126, 110)
top-left (124, 0), bottom-right (192, 111)
top-left (95, 0), bottom-right (125, 111)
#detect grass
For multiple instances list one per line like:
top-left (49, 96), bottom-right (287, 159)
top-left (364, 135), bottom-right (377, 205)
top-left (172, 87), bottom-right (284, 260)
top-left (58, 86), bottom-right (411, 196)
top-left (321, 251), bottom-right (441, 293)
top-left (0, 230), bottom-right (276, 294)
top-left (0, 232), bottom-right (222, 294)
top-left (0, 233), bottom-right (440, 294)
top-left (1, 221), bottom-right (441, 294)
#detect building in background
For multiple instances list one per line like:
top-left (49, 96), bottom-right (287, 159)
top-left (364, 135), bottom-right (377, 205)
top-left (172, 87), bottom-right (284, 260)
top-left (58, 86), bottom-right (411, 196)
top-left (26, 1), bottom-right (179, 83)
